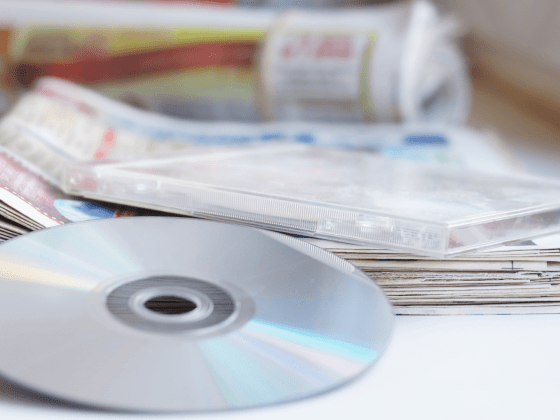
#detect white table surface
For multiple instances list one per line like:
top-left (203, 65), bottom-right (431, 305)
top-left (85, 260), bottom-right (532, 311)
top-left (1, 313), bottom-right (559, 420)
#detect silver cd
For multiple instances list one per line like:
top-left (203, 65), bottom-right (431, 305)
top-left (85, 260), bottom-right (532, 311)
top-left (0, 217), bottom-right (393, 412)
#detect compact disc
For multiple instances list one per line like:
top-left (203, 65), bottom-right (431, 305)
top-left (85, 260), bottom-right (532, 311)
top-left (0, 217), bottom-right (392, 412)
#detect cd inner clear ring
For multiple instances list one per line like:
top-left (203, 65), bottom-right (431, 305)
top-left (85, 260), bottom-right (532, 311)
top-left (105, 276), bottom-right (240, 333)
top-left (129, 286), bottom-right (214, 324)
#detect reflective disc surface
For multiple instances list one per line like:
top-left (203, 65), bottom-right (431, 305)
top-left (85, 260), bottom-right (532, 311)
top-left (0, 217), bottom-right (393, 412)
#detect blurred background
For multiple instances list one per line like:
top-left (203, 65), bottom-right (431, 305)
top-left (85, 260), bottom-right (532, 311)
top-left (0, 0), bottom-right (558, 176)
top-left (436, 0), bottom-right (560, 177)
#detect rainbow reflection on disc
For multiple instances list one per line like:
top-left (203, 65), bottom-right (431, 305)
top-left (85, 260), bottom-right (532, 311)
top-left (0, 217), bottom-right (392, 412)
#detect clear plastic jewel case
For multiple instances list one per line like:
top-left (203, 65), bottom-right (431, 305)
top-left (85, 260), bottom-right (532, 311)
top-left (64, 144), bottom-right (560, 257)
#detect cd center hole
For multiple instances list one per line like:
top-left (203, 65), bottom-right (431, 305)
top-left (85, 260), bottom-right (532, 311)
top-left (144, 295), bottom-right (197, 315)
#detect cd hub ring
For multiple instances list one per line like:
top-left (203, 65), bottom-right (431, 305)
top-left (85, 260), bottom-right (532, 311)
top-left (129, 286), bottom-right (214, 324)
top-left (106, 276), bottom-right (236, 333)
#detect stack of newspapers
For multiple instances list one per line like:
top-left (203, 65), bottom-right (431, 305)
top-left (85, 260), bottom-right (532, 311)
top-left (1, 78), bottom-right (560, 315)
top-left (305, 237), bottom-right (560, 314)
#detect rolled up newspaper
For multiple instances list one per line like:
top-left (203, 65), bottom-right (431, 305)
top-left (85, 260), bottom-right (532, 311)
top-left (0, 0), bottom-right (468, 124)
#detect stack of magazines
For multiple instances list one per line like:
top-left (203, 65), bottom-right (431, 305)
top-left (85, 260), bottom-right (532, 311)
top-left (306, 237), bottom-right (560, 314)
top-left (2, 77), bottom-right (560, 316)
